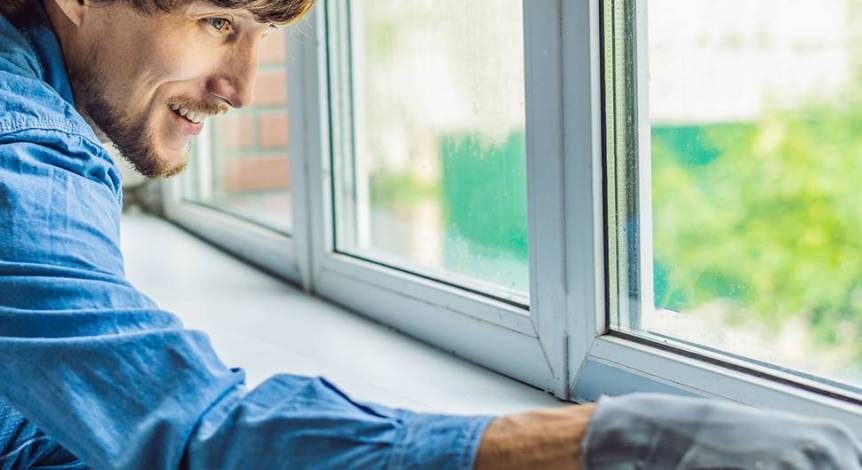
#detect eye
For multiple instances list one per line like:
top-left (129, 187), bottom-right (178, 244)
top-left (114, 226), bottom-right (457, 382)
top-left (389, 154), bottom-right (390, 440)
top-left (205, 17), bottom-right (232, 32)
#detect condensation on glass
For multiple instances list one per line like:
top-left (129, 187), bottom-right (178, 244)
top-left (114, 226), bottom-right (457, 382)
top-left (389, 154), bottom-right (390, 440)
top-left (331, 0), bottom-right (529, 303)
top-left (607, 0), bottom-right (862, 391)
top-left (185, 29), bottom-right (293, 234)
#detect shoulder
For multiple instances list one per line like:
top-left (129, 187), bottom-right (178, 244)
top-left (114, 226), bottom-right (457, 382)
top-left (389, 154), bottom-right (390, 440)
top-left (0, 18), bottom-right (100, 148)
top-left (0, 81), bottom-right (123, 203)
top-left (0, 13), bottom-right (121, 200)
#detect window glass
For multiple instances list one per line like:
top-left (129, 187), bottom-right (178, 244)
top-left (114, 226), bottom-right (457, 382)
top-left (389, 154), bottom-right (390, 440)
top-left (332, 0), bottom-right (529, 301)
top-left (614, 0), bottom-right (862, 389)
top-left (185, 29), bottom-right (293, 234)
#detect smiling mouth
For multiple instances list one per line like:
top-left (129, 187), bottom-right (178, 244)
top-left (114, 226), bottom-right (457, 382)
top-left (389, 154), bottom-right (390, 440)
top-left (169, 103), bottom-right (208, 125)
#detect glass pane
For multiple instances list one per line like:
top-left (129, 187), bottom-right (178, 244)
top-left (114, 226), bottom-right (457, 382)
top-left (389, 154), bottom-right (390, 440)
top-left (614, 0), bottom-right (862, 390)
top-left (333, 0), bottom-right (528, 300)
top-left (185, 29), bottom-right (293, 234)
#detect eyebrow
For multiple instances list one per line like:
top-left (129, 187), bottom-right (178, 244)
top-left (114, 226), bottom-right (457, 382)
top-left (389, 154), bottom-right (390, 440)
top-left (227, 9), bottom-right (256, 22)
top-left (186, 2), bottom-right (251, 18)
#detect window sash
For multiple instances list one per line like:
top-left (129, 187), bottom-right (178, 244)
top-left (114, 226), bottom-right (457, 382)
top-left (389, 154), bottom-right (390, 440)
top-left (589, 0), bottom-right (862, 436)
top-left (301, 0), bottom-right (568, 396)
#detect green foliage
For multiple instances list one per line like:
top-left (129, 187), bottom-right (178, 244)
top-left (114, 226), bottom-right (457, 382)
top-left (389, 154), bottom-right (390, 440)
top-left (653, 89), bottom-right (862, 360)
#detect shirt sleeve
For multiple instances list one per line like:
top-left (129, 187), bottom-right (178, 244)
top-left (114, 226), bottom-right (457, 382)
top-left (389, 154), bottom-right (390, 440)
top-left (0, 137), bottom-right (492, 469)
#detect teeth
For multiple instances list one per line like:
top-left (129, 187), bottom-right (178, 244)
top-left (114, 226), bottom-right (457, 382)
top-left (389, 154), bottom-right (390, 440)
top-left (170, 104), bottom-right (207, 124)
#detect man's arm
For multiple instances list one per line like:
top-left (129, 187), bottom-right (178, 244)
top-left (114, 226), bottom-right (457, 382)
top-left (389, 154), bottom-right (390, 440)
top-left (476, 393), bottom-right (862, 470)
top-left (0, 137), bottom-right (492, 469)
top-left (475, 404), bottom-right (595, 469)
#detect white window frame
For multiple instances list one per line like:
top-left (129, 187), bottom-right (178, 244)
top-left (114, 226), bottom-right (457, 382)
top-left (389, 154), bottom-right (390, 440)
top-left (162, 0), bottom-right (862, 436)
top-left (300, 0), bottom-right (569, 396)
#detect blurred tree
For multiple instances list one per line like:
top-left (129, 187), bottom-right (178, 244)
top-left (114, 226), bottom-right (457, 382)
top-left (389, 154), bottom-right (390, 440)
top-left (652, 79), bottom-right (862, 364)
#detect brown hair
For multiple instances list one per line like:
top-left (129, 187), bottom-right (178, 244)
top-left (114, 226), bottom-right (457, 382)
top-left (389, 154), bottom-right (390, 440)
top-left (0, 0), bottom-right (29, 19)
top-left (2, 0), bottom-right (315, 25)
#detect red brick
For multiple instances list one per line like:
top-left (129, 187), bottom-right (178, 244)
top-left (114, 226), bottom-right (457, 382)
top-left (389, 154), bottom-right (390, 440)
top-left (214, 114), bottom-right (254, 150)
top-left (223, 155), bottom-right (291, 192)
top-left (252, 71), bottom-right (288, 106)
top-left (258, 112), bottom-right (290, 149)
top-left (259, 29), bottom-right (287, 64)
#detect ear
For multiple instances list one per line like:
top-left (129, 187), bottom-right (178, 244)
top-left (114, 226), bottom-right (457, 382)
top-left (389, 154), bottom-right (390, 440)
top-left (50, 0), bottom-right (88, 28)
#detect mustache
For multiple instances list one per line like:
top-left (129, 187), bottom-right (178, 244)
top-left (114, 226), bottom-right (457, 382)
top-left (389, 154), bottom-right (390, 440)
top-left (167, 96), bottom-right (231, 116)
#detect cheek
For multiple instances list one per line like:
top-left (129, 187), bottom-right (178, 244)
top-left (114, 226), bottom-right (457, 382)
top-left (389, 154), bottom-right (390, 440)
top-left (147, 29), bottom-right (221, 84)
top-left (121, 33), bottom-right (214, 98)
top-left (134, 50), bottom-right (191, 89)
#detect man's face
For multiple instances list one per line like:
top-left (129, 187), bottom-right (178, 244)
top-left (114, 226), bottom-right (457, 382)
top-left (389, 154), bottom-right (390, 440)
top-left (51, 1), bottom-right (274, 177)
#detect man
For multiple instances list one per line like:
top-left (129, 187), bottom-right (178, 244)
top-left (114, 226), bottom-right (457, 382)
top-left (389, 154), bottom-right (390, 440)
top-left (0, 0), bottom-right (859, 468)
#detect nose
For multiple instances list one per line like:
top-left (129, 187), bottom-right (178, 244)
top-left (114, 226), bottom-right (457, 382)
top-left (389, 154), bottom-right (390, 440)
top-left (208, 41), bottom-right (259, 109)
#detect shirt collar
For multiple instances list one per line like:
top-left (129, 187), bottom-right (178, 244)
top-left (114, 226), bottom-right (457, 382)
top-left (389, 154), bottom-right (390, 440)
top-left (15, 1), bottom-right (77, 108)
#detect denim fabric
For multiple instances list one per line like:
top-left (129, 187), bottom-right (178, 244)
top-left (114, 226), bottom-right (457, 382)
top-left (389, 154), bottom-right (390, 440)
top-left (0, 4), bottom-right (491, 469)
top-left (0, 404), bottom-right (90, 470)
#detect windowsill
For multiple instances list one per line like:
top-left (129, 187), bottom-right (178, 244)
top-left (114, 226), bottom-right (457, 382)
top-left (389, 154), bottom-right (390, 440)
top-left (121, 212), bottom-right (561, 415)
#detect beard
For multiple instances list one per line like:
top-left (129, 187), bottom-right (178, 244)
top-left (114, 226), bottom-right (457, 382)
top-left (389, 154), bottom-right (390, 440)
top-left (69, 57), bottom-right (189, 178)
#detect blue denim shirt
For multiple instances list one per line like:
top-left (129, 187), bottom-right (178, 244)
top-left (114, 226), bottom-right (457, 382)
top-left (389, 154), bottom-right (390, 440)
top-left (0, 6), bottom-right (491, 469)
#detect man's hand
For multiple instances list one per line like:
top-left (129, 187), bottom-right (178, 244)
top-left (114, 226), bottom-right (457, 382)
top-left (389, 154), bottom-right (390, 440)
top-left (474, 404), bottom-right (596, 469)
top-left (474, 394), bottom-right (862, 470)
top-left (583, 394), bottom-right (862, 469)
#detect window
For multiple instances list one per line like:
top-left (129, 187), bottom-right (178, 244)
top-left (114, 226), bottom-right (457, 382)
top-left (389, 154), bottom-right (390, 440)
top-left (607, 0), bottom-right (862, 394)
top-left (331, 0), bottom-right (529, 302)
top-left (163, 0), bottom-right (862, 436)
top-left (185, 29), bottom-right (293, 234)
top-left (164, 27), bottom-right (304, 283)
top-left (306, 0), bottom-right (567, 394)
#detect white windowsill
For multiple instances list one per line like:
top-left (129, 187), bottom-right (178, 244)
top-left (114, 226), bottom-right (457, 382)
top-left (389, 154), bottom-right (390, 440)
top-left (120, 213), bottom-right (561, 415)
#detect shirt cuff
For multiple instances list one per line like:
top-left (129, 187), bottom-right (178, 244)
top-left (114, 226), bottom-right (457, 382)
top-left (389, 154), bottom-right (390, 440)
top-left (388, 411), bottom-right (494, 470)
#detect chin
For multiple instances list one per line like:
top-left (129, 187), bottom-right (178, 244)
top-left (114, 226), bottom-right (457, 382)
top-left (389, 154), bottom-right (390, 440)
top-left (160, 154), bottom-right (189, 178)
top-left (128, 149), bottom-right (188, 179)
